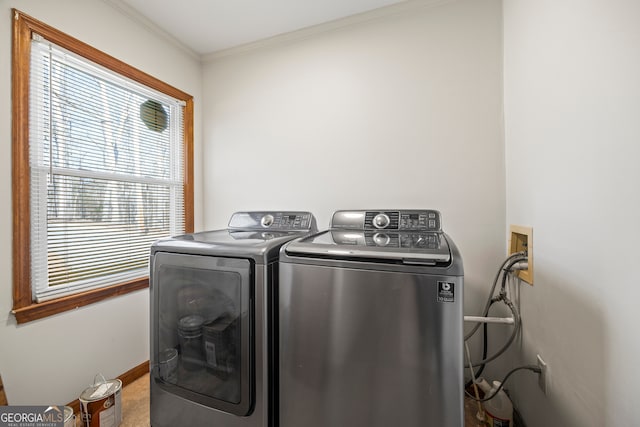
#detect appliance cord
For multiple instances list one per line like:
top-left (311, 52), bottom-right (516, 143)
top-left (465, 365), bottom-right (542, 402)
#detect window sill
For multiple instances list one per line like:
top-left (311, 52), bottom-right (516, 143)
top-left (12, 277), bottom-right (149, 324)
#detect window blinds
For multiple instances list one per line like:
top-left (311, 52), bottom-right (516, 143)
top-left (29, 35), bottom-right (185, 302)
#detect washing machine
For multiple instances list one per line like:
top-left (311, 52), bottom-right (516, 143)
top-left (278, 209), bottom-right (464, 427)
top-left (149, 211), bottom-right (317, 427)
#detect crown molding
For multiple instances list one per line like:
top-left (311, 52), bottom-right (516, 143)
top-left (101, 0), bottom-right (201, 62)
top-left (102, 0), bottom-right (454, 64)
top-left (201, 0), bottom-right (454, 63)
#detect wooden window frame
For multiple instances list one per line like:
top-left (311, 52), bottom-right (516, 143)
top-left (11, 9), bottom-right (194, 324)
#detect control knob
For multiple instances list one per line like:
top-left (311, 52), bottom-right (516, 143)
top-left (372, 213), bottom-right (390, 229)
top-left (260, 214), bottom-right (275, 228)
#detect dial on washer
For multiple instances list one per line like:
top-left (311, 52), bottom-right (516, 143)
top-left (372, 213), bottom-right (390, 229)
top-left (261, 214), bottom-right (275, 228)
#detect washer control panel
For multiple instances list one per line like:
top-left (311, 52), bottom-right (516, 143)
top-left (228, 211), bottom-right (316, 231)
top-left (332, 210), bottom-right (441, 231)
top-left (397, 211), bottom-right (440, 231)
top-left (367, 232), bottom-right (441, 249)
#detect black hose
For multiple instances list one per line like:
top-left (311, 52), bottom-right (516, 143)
top-left (500, 256), bottom-right (528, 295)
top-left (465, 252), bottom-right (526, 341)
top-left (464, 299), bottom-right (497, 388)
top-left (465, 365), bottom-right (541, 402)
top-left (466, 296), bottom-right (520, 368)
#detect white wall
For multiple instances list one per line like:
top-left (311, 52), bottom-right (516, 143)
top-left (504, 0), bottom-right (640, 425)
top-left (0, 0), bottom-right (202, 405)
top-left (202, 0), bottom-right (506, 358)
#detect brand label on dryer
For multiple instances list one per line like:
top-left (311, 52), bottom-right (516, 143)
top-left (437, 281), bottom-right (455, 303)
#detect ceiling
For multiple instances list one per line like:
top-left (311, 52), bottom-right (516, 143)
top-left (111, 0), bottom-right (407, 56)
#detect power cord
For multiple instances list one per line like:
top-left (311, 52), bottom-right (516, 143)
top-left (465, 365), bottom-right (542, 402)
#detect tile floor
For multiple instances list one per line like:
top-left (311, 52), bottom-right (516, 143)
top-left (88, 373), bottom-right (484, 427)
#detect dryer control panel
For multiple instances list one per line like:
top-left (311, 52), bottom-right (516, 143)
top-left (228, 211), bottom-right (316, 231)
top-left (331, 210), bottom-right (441, 232)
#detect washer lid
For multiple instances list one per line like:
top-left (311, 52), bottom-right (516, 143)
top-left (152, 229), bottom-right (311, 261)
top-left (151, 211), bottom-right (317, 263)
top-left (284, 229), bottom-right (451, 264)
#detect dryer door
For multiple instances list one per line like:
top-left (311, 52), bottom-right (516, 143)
top-left (151, 253), bottom-right (253, 416)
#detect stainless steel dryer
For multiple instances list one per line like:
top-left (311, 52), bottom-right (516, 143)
top-left (149, 211), bottom-right (317, 427)
top-left (278, 210), bottom-right (464, 427)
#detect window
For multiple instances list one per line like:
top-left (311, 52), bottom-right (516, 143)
top-left (12, 10), bottom-right (194, 323)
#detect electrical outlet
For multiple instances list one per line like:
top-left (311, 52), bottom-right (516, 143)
top-left (537, 354), bottom-right (547, 394)
top-left (508, 225), bottom-right (533, 285)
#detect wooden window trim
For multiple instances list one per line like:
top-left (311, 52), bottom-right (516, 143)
top-left (11, 9), bottom-right (194, 324)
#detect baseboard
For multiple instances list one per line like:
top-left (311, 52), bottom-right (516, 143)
top-left (118, 361), bottom-right (151, 388)
top-left (66, 360), bottom-right (150, 414)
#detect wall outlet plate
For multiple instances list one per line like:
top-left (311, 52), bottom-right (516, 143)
top-left (509, 225), bottom-right (533, 285)
top-left (537, 354), bottom-right (547, 394)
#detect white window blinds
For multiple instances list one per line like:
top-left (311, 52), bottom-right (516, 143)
top-left (29, 34), bottom-right (185, 302)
